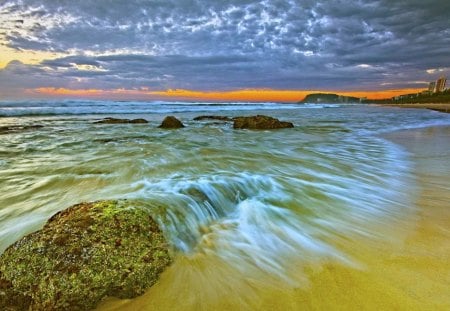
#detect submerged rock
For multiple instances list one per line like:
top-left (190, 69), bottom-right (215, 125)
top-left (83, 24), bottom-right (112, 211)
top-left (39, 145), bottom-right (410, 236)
top-left (233, 115), bottom-right (294, 129)
top-left (158, 116), bottom-right (184, 128)
top-left (0, 200), bottom-right (172, 311)
top-left (0, 125), bottom-right (44, 134)
top-left (193, 115), bottom-right (234, 122)
top-left (94, 117), bottom-right (148, 124)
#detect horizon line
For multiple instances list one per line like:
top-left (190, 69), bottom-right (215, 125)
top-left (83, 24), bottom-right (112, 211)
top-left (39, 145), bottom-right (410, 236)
top-left (14, 87), bottom-right (427, 102)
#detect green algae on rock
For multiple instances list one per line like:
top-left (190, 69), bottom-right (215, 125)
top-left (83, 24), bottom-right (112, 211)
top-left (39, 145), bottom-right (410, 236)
top-left (0, 200), bottom-right (172, 311)
top-left (233, 115), bottom-right (294, 129)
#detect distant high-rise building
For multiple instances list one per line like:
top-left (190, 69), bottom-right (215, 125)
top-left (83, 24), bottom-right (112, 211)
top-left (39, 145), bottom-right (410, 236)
top-left (428, 81), bottom-right (436, 93)
top-left (435, 76), bottom-right (447, 92)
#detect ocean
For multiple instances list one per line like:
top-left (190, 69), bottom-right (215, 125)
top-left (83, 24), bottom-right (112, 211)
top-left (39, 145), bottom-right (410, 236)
top-left (1, 100), bottom-right (450, 310)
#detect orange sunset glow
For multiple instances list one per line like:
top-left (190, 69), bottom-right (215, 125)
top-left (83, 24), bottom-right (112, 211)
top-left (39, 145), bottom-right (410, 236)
top-left (2, 1), bottom-right (450, 311)
top-left (30, 87), bottom-right (424, 102)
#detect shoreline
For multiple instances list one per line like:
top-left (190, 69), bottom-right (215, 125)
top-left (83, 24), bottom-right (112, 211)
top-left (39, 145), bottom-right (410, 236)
top-left (373, 103), bottom-right (450, 113)
top-left (98, 126), bottom-right (450, 311)
top-left (2, 106), bottom-right (450, 310)
top-left (298, 125), bottom-right (450, 310)
top-left (382, 125), bottom-right (450, 305)
top-left (291, 125), bottom-right (450, 310)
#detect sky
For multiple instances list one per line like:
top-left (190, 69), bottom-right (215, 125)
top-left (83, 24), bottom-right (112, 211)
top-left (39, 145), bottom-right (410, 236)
top-left (0, 0), bottom-right (449, 101)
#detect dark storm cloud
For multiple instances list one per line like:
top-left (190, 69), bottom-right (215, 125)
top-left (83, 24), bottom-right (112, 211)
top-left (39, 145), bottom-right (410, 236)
top-left (39, 54), bottom-right (273, 90)
top-left (0, 60), bottom-right (67, 97)
top-left (1, 0), bottom-right (449, 94)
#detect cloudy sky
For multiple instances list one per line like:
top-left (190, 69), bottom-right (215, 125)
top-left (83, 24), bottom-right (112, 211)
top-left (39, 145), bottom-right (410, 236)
top-left (0, 0), bottom-right (449, 101)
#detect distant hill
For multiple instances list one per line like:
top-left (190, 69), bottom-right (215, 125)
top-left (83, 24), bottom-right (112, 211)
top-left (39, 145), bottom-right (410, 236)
top-left (300, 93), bottom-right (361, 103)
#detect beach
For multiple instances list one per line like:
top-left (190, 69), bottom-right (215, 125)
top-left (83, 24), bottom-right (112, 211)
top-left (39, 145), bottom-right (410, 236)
top-left (377, 103), bottom-right (450, 113)
top-left (97, 125), bottom-right (450, 310)
top-left (1, 0), bottom-right (449, 309)
top-left (293, 126), bottom-right (450, 310)
top-left (1, 102), bottom-right (450, 310)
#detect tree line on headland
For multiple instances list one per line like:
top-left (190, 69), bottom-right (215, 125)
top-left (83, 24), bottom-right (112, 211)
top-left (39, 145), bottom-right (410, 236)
top-left (368, 89), bottom-right (450, 104)
top-left (298, 93), bottom-right (362, 103)
top-left (299, 89), bottom-right (450, 104)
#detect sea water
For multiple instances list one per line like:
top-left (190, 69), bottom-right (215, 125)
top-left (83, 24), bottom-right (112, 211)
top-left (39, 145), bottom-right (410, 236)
top-left (1, 101), bottom-right (449, 309)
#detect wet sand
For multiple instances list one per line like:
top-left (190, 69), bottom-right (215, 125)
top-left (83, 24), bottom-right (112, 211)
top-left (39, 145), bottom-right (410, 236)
top-left (269, 126), bottom-right (450, 310)
top-left (376, 103), bottom-right (450, 113)
top-left (291, 126), bottom-right (450, 310)
top-left (99, 126), bottom-right (450, 311)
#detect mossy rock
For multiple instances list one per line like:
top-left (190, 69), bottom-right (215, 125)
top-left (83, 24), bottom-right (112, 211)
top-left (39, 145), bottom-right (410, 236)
top-left (0, 200), bottom-right (172, 311)
top-left (233, 115), bottom-right (294, 129)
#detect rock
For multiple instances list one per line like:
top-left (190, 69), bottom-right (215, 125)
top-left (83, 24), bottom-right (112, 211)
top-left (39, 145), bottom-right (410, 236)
top-left (0, 200), bottom-right (172, 311)
top-left (233, 115), bottom-right (294, 129)
top-left (128, 118), bottom-right (149, 123)
top-left (94, 117), bottom-right (148, 124)
top-left (193, 115), bottom-right (234, 122)
top-left (0, 126), bottom-right (17, 134)
top-left (94, 138), bottom-right (118, 143)
top-left (0, 125), bottom-right (44, 134)
top-left (158, 116), bottom-right (184, 128)
top-left (0, 271), bottom-right (31, 310)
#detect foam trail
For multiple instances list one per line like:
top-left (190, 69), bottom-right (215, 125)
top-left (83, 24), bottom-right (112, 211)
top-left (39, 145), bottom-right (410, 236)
top-left (131, 173), bottom-right (358, 285)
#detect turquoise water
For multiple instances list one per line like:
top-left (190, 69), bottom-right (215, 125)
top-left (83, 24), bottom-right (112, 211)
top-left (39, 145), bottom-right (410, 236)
top-left (1, 102), bottom-right (450, 295)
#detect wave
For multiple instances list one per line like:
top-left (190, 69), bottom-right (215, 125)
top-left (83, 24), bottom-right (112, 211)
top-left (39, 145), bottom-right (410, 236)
top-left (0, 100), bottom-right (340, 116)
top-left (122, 141), bottom-right (413, 282)
top-left (127, 173), bottom-right (353, 284)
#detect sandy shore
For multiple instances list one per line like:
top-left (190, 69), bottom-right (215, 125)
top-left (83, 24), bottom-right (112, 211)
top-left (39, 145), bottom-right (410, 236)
top-left (99, 126), bottom-right (450, 310)
top-left (286, 126), bottom-right (450, 310)
top-left (375, 103), bottom-right (450, 113)
top-left (285, 126), bottom-right (450, 309)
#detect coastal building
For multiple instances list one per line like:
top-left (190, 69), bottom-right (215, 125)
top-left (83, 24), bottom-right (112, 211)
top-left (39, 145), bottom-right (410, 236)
top-left (428, 81), bottom-right (436, 93)
top-left (435, 76), bottom-right (447, 93)
top-left (393, 75), bottom-right (448, 102)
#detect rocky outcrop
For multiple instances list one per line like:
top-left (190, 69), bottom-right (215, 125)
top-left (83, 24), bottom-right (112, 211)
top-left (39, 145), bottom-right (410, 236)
top-left (94, 117), bottom-right (148, 124)
top-left (0, 200), bottom-right (172, 311)
top-left (158, 116), bottom-right (184, 128)
top-left (300, 93), bottom-right (361, 103)
top-left (193, 115), bottom-right (234, 122)
top-left (233, 115), bottom-right (294, 129)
